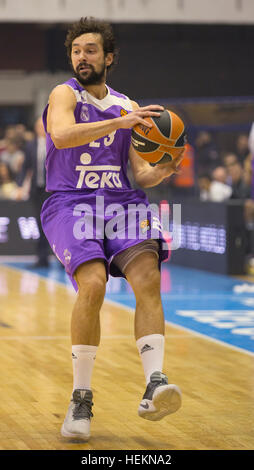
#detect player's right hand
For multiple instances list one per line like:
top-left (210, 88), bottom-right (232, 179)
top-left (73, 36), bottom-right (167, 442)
top-left (119, 105), bottom-right (164, 129)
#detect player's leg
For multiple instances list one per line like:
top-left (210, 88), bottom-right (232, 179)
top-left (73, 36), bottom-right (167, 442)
top-left (61, 259), bottom-right (107, 440)
top-left (122, 249), bottom-right (181, 421)
top-left (125, 251), bottom-right (164, 340)
top-left (71, 258), bottom-right (106, 346)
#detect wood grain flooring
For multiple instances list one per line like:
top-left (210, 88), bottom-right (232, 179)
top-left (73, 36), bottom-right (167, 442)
top-left (0, 264), bottom-right (254, 450)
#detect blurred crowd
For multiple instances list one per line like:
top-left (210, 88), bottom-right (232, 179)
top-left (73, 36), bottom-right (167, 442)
top-left (168, 130), bottom-right (252, 202)
top-left (0, 120), bottom-right (253, 204)
top-left (0, 117), bottom-right (254, 269)
top-left (0, 118), bottom-right (49, 267)
top-left (195, 131), bottom-right (252, 202)
top-left (168, 127), bottom-right (254, 272)
top-left (0, 120), bottom-right (253, 207)
top-left (0, 118), bottom-right (46, 201)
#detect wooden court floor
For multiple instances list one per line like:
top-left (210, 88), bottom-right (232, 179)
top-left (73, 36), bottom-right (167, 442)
top-left (0, 264), bottom-right (254, 450)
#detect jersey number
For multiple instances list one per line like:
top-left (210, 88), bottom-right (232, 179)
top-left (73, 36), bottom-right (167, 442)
top-left (89, 131), bottom-right (116, 148)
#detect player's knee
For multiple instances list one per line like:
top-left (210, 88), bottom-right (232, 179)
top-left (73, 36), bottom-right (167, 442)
top-left (133, 267), bottom-right (161, 297)
top-left (78, 276), bottom-right (106, 305)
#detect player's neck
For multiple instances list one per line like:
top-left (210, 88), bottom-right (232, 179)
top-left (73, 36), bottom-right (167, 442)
top-left (78, 81), bottom-right (108, 100)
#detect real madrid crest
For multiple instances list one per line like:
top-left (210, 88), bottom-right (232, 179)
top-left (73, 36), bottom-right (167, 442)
top-left (80, 104), bottom-right (90, 122)
top-left (64, 249), bottom-right (72, 265)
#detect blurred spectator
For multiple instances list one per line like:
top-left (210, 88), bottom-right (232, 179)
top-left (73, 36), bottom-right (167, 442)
top-left (195, 131), bottom-right (220, 173)
top-left (13, 123), bottom-right (27, 150)
top-left (21, 117), bottom-right (50, 267)
top-left (226, 160), bottom-right (251, 199)
top-left (223, 152), bottom-right (238, 167)
top-left (21, 117), bottom-right (47, 195)
top-left (23, 129), bottom-right (35, 142)
top-left (4, 125), bottom-right (17, 140)
top-left (222, 152), bottom-right (239, 184)
top-left (15, 123), bottom-right (26, 138)
top-left (211, 166), bottom-right (228, 184)
top-left (197, 174), bottom-right (211, 201)
top-left (197, 172), bottom-right (232, 202)
top-left (0, 139), bottom-right (5, 153)
top-left (248, 122), bottom-right (254, 200)
top-left (243, 153), bottom-right (252, 187)
top-left (0, 161), bottom-right (20, 200)
top-left (235, 134), bottom-right (250, 165)
top-left (171, 142), bottom-right (195, 197)
top-left (0, 123), bottom-right (35, 155)
top-left (0, 137), bottom-right (25, 182)
top-left (14, 123), bottom-right (35, 147)
top-left (244, 199), bottom-right (254, 227)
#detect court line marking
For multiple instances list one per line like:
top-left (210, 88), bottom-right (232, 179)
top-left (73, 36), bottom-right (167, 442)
top-left (105, 298), bottom-right (254, 357)
top-left (0, 334), bottom-right (191, 341)
top-left (2, 263), bottom-right (254, 357)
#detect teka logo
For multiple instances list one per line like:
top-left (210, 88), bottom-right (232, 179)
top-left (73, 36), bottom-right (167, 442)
top-left (0, 217), bottom-right (10, 243)
top-left (75, 150), bottom-right (122, 189)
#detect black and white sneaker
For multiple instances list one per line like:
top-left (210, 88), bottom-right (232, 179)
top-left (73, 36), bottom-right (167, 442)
top-left (138, 371), bottom-right (182, 421)
top-left (61, 389), bottom-right (93, 440)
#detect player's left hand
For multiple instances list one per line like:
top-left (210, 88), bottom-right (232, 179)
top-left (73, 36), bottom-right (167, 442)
top-left (156, 150), bottom-right (185, 178)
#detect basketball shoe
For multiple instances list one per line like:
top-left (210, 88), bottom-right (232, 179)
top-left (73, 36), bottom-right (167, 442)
top-left (61, 389), bottom-right (93, 440)
top-left (138, 371), bottom-right (182, 421)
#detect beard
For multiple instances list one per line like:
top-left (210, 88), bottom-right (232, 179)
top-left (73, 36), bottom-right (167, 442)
top-left (72, 61), bottom-right (106, 86)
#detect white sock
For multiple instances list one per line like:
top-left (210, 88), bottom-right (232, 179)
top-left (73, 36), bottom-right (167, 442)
top-left (72, 344), bottom-right (97, 391)
top-left (136, 334), bottom-right (165, 385)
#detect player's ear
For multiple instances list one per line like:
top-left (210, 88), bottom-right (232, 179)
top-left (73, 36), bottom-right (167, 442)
top-left (105, 53), bottom-right (113, 68)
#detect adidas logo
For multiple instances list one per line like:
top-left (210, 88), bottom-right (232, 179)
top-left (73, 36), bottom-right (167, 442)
top-left (72, 353), bottom-right (77, 359)
top-left (140, 344), bottom-right (154, 354)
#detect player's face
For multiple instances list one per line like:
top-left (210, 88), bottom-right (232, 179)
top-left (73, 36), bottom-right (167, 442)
top-left (71, 33), bottom-right (112, 86)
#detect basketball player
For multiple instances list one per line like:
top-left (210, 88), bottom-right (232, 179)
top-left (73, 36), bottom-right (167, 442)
top-left (41, 17), bottom-right (183, 440)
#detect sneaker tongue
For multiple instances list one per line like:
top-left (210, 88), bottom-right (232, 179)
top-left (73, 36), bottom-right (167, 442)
top-left (79, 390), bottom-right (87, 400)
top-left (73, 389), bottom-right (92, 401)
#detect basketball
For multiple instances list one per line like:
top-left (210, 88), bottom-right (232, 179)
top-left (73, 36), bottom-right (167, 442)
top-left (131, 109), bottom-right (186, 165)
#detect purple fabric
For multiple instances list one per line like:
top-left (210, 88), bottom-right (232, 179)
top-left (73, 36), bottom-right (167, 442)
top-left (42, 78), bottom-right (133, 192)
top-left (41, 189), bottom-right (169, 290)
top-left (41, 78), bottom-right (169, 289)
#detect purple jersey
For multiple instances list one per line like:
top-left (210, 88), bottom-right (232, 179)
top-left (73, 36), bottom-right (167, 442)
top-left (41, 78), bottom-right (169, 288)
top-left (42, 78), bottom-right (133, 192)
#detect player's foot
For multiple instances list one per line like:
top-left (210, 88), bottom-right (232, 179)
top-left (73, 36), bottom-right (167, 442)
top-left (61, 389), bottom-right (93, 440)
top-left (138, 371), bottom-right (182, 421)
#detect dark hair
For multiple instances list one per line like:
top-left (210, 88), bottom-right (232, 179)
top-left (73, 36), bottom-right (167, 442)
top-left (198, 173), bottom-right (211, 181)
top-left (64, 17), bottom-right (118, 71)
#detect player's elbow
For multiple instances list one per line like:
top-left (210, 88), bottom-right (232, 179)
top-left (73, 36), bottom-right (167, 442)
top-left (134, 172), bottom-right (157, 189)
top-left (139, 181), bottom-right (153, 189)
top-left (134, 174), bottom-right (149, 188)
top-left (55, 141), bottom-right (65, 150)
top-left (51, 131), bottom-right (66, 149)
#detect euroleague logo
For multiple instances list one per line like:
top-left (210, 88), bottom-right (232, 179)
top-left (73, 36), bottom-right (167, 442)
top-left (120, 108), bottom-right (128, 117)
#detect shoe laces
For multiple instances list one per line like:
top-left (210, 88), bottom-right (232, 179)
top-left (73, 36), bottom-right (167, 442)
top-left (72, 390), bottom-right (94, 420)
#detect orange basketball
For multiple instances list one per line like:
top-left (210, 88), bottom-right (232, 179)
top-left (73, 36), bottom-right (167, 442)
top-left (131, 109), bottom-right (186, 165)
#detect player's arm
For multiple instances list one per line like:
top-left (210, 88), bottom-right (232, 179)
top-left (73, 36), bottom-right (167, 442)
top-left (47, 86), bottom-right (164, 149)
top-left (47, 85), bottom-right (121, 149)
top-left (129, 101), bottom-right (184, 188)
